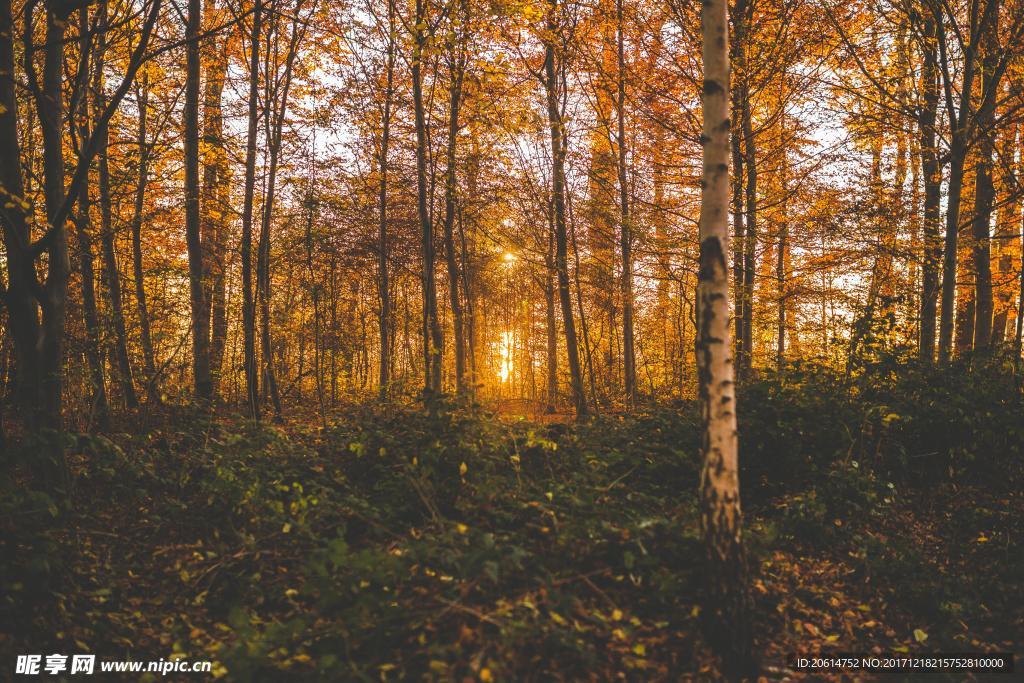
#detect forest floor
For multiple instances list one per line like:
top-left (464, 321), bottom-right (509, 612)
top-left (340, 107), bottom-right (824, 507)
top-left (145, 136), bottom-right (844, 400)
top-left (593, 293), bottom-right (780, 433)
top-left (3, 364), bottom-right (1023, 681)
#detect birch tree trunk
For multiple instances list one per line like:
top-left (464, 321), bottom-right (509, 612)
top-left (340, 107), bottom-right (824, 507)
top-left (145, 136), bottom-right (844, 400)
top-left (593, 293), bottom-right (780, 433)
top-left (697, 0), bottom-right (753, 672)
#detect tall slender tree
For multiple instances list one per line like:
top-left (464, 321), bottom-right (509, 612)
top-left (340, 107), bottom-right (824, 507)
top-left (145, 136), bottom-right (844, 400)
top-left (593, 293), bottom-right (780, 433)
top-left (696, 0), bottom-right (752, 672)
top-left (184, 0), bottom-right (213, 398)
top-left (240, 0), bottom-right (263, 420)
top-left (410, 0), bottom-right (444, 400)
top-left (544, 0), bottom-right (588, 418)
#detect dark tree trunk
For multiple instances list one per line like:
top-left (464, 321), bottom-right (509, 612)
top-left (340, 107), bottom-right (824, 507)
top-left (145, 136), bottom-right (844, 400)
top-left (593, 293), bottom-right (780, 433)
top-left (256, 2), bottom-right (305, 421)
top-left (240, 0), bottom-right (263, 420)
top-left (730, 0), bottom-right (751, 377)
top-left (615, 0), bottom-right (636, 408)
top-left (411, 0), bottom-right (444, 400)
top-left (202, 0), bottom-right (231, 394)
top-left (971, 4), bottom-right (1000, 352)
top-left (545, 0), bottom-right (587, 418)
top-left (378, 0), bottom-right (396, 399)
top-left (75, 189), bottom-right (109, 427)
top-left (939, 137), bottom-right (968, 362)
top-left (0, 0), bottom-right (42, 432)
top-left (740, 68), bottom-right (757, 374)
top-left (918, 17), bottom-right (941, 363)
top-left (74, 8), bottom-right (109, 427)
top-left (731, 123), bottom-right (745, 372)
top-left (184, 0), bottom-right (213, 399)
top-left (545, 223), bottom-right (558, 413)
top-left (442, 35), bottom-right (467, 395)
top-left (776, 131), bottom-right (789, 368)
top-left (94, 1), bottom-right (138, 408)
top-left (130, 76), bottom-right (158, 392)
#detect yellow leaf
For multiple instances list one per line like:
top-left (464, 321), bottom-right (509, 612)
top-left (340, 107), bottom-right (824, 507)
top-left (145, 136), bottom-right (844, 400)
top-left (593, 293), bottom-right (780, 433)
top-left (456, 523), bottom-right (468, 534)
top-left (611, 609), bottom-right (623, 621)
top-left (913, 628), bottom-right (928, 643)
top-left (479, 668), bottom-right (493, 682)
top-left (459, 462), bottom-right (468, 477)
top-left (632, 644), bottom-right (646, 656)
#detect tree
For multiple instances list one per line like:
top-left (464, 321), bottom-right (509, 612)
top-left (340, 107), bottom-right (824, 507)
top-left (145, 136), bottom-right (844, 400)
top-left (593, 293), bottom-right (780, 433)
top-left (94, 0), bottom-right (139, 409)
top-left (184, 0), bottom-right (213, 399)
top-left (696, 0), bottom-right (753, 673)
top-left (1, 0), bottom-right (159, 485)
top-left (615, 0), bottom-right (636, 408)
top-left (241, 0), bottom-right (264, 420)
top-left (202, 0), bottom-right (234, 394)
top-left (544, 0), bottom-right (588, 418)
top-left (377, 0), bottom-right (397, 399)
top-left (442, 0), bottom-right (469, 395)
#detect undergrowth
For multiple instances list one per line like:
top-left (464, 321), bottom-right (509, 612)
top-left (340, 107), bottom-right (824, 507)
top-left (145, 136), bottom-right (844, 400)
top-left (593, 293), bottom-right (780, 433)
top-left (1, 359), bottom-right (1021, 680)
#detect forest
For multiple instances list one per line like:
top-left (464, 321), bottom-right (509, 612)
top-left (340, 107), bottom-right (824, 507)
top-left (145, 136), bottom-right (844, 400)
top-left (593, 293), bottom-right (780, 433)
top-left (1, 0), bottom-right (1023, 678)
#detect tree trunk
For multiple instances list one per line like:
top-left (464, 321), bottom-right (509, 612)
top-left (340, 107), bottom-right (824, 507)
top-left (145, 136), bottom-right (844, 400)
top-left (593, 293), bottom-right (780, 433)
top-left (1017, 210), bottom-right (1024, 359)
top-left (545, 222), bottom-right (558, 413)
top-left (240, 0), bottom-right (263, 420)
top-left (255, 7), bottom-right (301, 422)
top-left (75, 186), bottom-right (109, 427)
top-left (74, 8), bottom-right (109, 427)
top-left (545, 0), bottom-right (587, 418)
top-left (411, 0), bottom-right (444, 400)
top-left (202, 0), bottom-right (231, 394)
top-left (442, 26), bottom-right (467, 395)
top-left (697, 0), bottom-right (753, 674)
top-left (730, 0), bottom-right (748, 377)
top-left (94, 1), bottom-right (138, 408)
top-left (615, 0), bottom-right (636, 408)
top-left (740, 63), bottom-right (757, 375)
top-left (184, 0), bottom-right (213, 399)
top-left (378, 0), bottom-right (396, 399)
top-left (130, 76), bottom-right (158, 395)
top-left (936, 0), bottom-right (992, 362)
top-left (918, 16), bottom-right (941, 363)
top-left (939, 137), bottom-right (968, 362)
top-left (0, 0), bottom-right (42, 433)
top-left (776, 123), bottom-right (789, 368)
top-left (971, 3), bottom-right (1000, 352)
